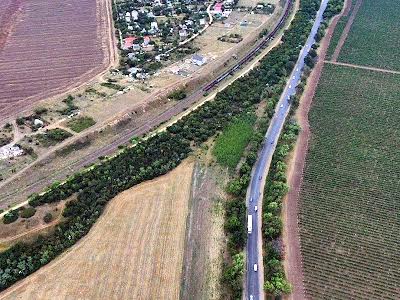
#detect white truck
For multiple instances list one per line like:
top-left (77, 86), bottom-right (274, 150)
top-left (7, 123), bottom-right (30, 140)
top-left (247, 215), bottom-right (252, 234)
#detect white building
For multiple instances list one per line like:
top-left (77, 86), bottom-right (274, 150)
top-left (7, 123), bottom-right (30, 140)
top-left (179, 29), bottom-right (188, 38)
top-left (131, 10), bottom-right (139, 20)
top-left (0, 145), bottom-right (24, 160)
top-left (150, 21), bottom-right (159, 31)
top-left (192, 54), bottom-right (207, 66)
top-left (125, 12), bottom-right (131, 22)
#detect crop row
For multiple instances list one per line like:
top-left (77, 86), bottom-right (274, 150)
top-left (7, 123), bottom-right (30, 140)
top-left (299, 63), bottom-right (400, 298)
top-left (337, 0), bottom-right (400, 71)
top-left (0, 0), bottom-right (333, 292)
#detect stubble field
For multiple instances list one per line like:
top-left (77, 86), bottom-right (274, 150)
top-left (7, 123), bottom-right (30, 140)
top-left (299, 64), bottom-right (400, 298)
top-left (0, 160), bottom-right (194, 300)
top-left (0, 0), bottom-right (113, 121)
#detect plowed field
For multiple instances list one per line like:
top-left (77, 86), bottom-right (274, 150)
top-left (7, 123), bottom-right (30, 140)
top-left (0, 160), bottom-right (194, 300)
top-left (0, 0), bottom-right (114, 121)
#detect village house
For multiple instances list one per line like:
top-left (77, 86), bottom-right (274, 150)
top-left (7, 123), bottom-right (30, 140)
top-left (192, 54), bottom-right (207, 66)
top-left (123, 36), bottom-right (137, 50)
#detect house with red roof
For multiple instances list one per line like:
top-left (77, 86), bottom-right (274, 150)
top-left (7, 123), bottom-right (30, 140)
top-left (213, 2), bottom-right (223, 14)
top-left (123, 37), bottom-right (137, 50)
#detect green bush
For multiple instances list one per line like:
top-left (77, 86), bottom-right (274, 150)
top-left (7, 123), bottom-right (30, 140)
top-left (36, 128), bottom-right (72, 147)
top-left (67, 116), bottom-right (96, 133)
top-left (19, 207), bottom-right (36, 219)
top-left (167, 89), bottom-right (187, 100)
top-left (43, 213), bottom-right (53, 224)
top-left (3, 210), bottom-right (19, 224)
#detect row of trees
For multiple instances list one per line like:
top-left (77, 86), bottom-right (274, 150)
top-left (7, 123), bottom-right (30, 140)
top-left (0, 0), bottom-right (341, 292)
top-left (221, 0), bottom-right (346, 297)
top-left (262, 121), bottom-right (299, 296)
top-left (261, 0), bottom-right (345, 296)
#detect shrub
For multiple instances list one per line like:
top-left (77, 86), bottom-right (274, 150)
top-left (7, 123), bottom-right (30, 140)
top-left (67, 116), bottom-right (96, 133)
top-left (20, 207), bottom-right (36, 219)
top-left (3, 210), bottom-right (19, 224)
top-left (167, 88), bottom-right (186, 100)
top-left (36, 128), bottom-right (72, 147)
top-left (43, 213), bottom-right (53, 224)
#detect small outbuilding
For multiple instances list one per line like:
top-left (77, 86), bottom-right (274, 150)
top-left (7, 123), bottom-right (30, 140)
top-left (192, 54), bottom-right (207, 66)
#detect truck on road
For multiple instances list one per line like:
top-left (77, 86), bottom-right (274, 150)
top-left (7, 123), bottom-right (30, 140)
top-left (248, 215), bottom-right (253, 234)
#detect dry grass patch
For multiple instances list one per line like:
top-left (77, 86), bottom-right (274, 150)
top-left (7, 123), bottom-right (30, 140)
top-left (0, 160), bottom-right (194, 300)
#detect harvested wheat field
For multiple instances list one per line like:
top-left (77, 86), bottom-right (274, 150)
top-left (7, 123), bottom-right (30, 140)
top-left (0, 0), bottom-right (115, 122)
top-left (0, 160), bottom-right (194, 300)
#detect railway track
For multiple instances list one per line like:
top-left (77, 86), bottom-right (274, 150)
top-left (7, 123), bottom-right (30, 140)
top-left (203, 0), bottom-right (293, 92)
top-left (0, 0), bottom-right (294, 206)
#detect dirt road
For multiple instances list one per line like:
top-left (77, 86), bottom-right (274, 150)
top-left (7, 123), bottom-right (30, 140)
top-left (324, 60), bottom-right (400, 74)
top-left (330, 0), bottom-right (363, 62)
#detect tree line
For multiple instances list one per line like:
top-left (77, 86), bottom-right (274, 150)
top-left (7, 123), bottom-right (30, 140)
top-left (0, 0), bottom-right (342, 293)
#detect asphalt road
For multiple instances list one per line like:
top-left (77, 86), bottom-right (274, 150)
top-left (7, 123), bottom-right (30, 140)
top-left (245, 0), bottom-right (329, 299)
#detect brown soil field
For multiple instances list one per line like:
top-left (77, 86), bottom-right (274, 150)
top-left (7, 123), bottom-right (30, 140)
top-left (0, 0), bottom-right (115, 123)
top-left (0, 160), bottom-right (194, 300)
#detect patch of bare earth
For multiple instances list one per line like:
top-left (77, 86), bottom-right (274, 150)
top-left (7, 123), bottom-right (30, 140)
top-left (0, 160), bottom-right (194, 300)
top-left (282, 1), bottom-right (351, 299)
top-left (0, 200), bottom-right (65, 247)
top-left (180, 162), bottom-right (229, 300)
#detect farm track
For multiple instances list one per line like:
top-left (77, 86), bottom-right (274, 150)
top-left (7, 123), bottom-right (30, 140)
top-left (282, 0), bottom-right (352, 298)
top-left (0, 0), bottom-right (116, 123)
top-left (324, 60), bottom-right (400, 75)
top-left (330, 0), bottom-right (363, 62)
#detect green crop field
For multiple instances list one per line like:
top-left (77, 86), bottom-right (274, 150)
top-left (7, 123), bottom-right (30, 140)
top-left (338, 0), bottom-right (400, 70)
top-left (325, 17), bottom-right (348, 60)
top-left (213, 115), bottom-right (255, 169)
top-left (325, 0), bottom-right (357, 60)
top-left (299, 64), bottom-right (400, 299)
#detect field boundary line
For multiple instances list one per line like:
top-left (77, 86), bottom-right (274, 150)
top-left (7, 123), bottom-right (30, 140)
top-left (331, 0), bottom-right (363, 62)
top-left (324, 61), bottom-right (400, 75)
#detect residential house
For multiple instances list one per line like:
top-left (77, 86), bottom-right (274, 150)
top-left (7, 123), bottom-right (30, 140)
top-left (192, 54), bottom-right (207, 66)
top-left (213, 2), bottom-right (223, 14)
top-left (131, 10), bottom-right (139, 20)
top-left (125, 12), bottom-right (131, 22)
top-left (123, 36), bottom-right (137, 50)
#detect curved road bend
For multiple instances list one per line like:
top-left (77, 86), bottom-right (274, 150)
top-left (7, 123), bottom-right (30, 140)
top-left (245, 0), bottom-right (329, 299)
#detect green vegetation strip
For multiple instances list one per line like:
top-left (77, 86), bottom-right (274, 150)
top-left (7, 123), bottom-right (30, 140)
top-left (213, 115), bottom-right (255, 169)
top-left (67, 116), bottom-right (96, 133)
top-left (300, 64), bottom-right (400, 298)
top-left (0, 0), bottom-right (342, 292)
top-left (338, 0), bottom-right (400, 71)
top-left (36, 128), bottom-right (72, 147)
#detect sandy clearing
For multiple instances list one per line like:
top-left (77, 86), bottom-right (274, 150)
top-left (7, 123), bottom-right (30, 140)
top-left (0, 160), bottom-right (194, 300)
